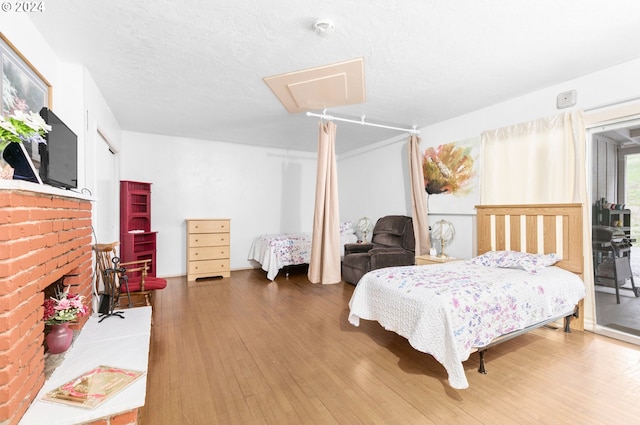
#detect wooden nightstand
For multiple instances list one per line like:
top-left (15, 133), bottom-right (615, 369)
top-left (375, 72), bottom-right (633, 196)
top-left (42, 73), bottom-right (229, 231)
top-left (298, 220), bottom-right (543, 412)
top-left (415, 255), bottom-right (461, 266)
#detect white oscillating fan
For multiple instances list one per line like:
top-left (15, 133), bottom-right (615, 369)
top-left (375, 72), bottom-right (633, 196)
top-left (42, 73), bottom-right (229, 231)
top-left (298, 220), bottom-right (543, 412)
top-left (430, 219), bottom-right (455, 258)
top-left (357, 217), bottom-right (373, 242)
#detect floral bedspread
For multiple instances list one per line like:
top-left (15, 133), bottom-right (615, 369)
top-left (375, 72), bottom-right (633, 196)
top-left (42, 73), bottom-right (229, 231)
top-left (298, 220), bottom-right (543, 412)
top-left (348, 262), bottom-right (585, 389)
top-left (248, 233), bottom-right (312, 280)
top-left (248, 232), bottom-right (357, 280)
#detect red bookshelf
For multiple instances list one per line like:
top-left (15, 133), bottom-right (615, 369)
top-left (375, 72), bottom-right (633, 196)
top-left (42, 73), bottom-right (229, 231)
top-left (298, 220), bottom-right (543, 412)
top-left (120, 180), bottom-right (157, 276)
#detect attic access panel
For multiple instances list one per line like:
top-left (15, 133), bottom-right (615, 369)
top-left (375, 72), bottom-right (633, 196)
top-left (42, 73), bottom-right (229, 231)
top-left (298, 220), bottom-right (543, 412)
top-left (263, 57), bottom-right (365, 113)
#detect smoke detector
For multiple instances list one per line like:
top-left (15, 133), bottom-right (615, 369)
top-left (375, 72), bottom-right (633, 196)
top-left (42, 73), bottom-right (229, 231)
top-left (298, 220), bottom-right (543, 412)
top-left (313, 19), bottom-right (335, 36)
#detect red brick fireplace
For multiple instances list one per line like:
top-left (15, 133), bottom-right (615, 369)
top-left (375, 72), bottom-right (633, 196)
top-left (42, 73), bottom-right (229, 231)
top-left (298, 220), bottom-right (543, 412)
top-left (0, 187), bottom-right (93, 425)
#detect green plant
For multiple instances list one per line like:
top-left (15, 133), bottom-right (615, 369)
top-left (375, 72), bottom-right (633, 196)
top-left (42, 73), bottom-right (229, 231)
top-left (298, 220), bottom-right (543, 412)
top-left (0, 110), bottom-right (51, 151)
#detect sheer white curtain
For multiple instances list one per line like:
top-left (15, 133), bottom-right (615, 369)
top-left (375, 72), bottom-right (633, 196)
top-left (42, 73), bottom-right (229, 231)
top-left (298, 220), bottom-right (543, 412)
top-left (480, 110), bottom-right (594, 323)
top-left (408, 134), bottom-right (431, 255)
top-left (308, 121), bottom-right (341, 284)
top-left (480, 111), bottom-right (585, 204)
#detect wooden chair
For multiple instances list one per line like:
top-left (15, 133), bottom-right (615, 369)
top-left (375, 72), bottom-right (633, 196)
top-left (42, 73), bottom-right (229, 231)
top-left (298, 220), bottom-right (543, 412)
top-left (93, 242), bottom-right (167, 318)
top-left (119, 258), bottom-right (167, 309)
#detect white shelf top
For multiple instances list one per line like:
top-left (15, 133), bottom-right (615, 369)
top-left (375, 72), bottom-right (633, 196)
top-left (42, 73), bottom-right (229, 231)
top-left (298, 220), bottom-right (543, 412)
top-left (0, 179), bottom-right (95, 201)
top-left (19, 307), bottom-right (152, 425)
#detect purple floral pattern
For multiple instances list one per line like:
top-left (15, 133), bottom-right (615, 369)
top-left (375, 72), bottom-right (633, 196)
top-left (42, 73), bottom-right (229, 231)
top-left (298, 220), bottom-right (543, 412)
top-left (248, 230), bottom-right (357, 280)
top-left (348, 262), bottom-right (585, 389)
top-left (468, 250), bottom-right (560, 273)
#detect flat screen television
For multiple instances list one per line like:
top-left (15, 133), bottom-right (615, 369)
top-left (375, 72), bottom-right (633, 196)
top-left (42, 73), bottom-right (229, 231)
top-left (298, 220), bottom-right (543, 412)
top-left (38, 107), bottom-right (78, 189)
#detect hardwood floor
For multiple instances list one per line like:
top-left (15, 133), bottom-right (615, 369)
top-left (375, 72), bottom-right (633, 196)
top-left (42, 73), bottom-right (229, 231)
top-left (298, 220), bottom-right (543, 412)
top-left (139, 268), bottom-right (640, 425)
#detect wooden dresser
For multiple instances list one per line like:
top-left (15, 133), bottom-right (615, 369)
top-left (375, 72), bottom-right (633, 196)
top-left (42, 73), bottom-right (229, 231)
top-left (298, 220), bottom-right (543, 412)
top-left (186, 219), bottom-right (230, 281)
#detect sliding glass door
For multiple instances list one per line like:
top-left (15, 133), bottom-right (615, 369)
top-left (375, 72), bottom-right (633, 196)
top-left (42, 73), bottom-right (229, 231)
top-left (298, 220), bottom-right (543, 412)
top-left (592, 122), bottom-right (640, 343)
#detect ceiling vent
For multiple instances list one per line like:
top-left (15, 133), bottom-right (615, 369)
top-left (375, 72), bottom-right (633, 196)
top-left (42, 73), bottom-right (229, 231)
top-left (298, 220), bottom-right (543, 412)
top-left (263, 57), bottom-right (366, 113)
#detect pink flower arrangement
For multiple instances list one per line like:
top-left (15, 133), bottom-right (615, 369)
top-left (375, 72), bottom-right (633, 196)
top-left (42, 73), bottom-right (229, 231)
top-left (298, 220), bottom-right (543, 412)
top-left (43, 292), bottom-right (88, 325)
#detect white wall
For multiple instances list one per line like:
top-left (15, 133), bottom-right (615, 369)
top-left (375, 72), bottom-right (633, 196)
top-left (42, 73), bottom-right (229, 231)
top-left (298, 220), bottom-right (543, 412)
top-left (337, 132), bottom-right (476, 258)
top-left (337, 133), bottom-right (413, 238)
top-left (1, 14), bottom-right (123, 248)
top-left (83, 67), bottom-right (124, 189)
top-left (1, 15), bottom-right (58, 100)
top-left (8, 9), bottom-right (640, 280)
top-left (341, 57), bottom-right (640, 261)
top-left (83, 69), bottom-right (123, 245)
top-left (120, 131), bottom-right (318, 276)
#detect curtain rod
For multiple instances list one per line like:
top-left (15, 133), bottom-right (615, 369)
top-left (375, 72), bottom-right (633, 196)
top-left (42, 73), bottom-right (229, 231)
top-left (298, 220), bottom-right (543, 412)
top-left (306, 110), bottom-right (420, 135)
top-left (583, 96), bottom-right (640, 112)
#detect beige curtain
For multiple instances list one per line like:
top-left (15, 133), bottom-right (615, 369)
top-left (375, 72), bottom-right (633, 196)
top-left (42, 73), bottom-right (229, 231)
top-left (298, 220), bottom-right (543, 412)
top-left (408, 134), bottom-right (431, 255)
top-left (480, 110), bottom-right (594, 324)
top-left (308, 121), bottom-right (341, 284)
top-left (480, 111), bottom-right (585, 204)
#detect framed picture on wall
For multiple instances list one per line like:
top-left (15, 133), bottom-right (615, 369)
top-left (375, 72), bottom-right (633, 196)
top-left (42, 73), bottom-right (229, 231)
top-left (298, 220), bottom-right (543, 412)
top-left (423, 136), bottom-right (480, 215)
top-left (0, 32), bottom-right (52, 171)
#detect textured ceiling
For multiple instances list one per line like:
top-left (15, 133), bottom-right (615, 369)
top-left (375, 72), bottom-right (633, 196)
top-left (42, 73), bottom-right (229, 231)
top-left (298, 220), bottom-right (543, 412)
top-left (29, 0), bottom-right (640, 154)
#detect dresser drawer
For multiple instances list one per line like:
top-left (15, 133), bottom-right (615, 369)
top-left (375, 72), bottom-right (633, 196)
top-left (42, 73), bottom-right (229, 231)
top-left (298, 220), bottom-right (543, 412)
top-left (189, 233), bottom-right (229, 247)
top-left (189, 246), bottom-right (229, 260)
top-left (188, 259), bottom-right (230, 275)
top-left (188, 220), bottom-right (229, 234)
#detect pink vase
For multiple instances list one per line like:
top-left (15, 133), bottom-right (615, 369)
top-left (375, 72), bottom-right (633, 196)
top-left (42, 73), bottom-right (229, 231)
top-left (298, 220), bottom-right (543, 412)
top-left (46, 323), bottom-right (73, 354)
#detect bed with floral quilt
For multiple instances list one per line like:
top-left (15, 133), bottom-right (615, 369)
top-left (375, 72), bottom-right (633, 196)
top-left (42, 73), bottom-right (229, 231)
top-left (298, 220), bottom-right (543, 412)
top-left (348, 204), bottom-right (587, 389)
top-left (248, 222), bottom-right (357, 280)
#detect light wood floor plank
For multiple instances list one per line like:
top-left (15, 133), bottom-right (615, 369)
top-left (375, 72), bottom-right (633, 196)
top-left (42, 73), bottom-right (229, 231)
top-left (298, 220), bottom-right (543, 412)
top-left (139, 269), bottom-right (640, 425)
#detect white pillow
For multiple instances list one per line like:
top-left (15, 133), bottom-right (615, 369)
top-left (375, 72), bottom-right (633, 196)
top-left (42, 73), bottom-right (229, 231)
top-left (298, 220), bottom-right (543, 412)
top-left (469, 250), bottom-right (560, 273)
top-left (519, 253), bottom-right (560, 273)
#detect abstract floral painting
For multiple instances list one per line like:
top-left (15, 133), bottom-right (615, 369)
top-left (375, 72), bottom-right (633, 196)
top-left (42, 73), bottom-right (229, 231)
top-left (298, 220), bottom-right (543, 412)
top-left (423, 137), bottom-right (480, 214)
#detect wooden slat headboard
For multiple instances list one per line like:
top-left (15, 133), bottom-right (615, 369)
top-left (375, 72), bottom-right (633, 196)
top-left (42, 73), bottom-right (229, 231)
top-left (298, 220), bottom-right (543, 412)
top-left (476, 204), bottom-right (583, 277)
top-left (476, 204), bottom-right (585, 331)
